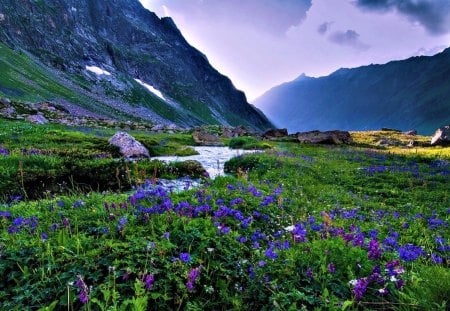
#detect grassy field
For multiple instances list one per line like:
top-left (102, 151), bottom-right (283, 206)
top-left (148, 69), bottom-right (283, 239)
top-left (0, 120), bottom-right (448, 310)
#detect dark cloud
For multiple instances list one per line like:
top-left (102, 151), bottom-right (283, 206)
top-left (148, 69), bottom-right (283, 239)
top-left (149, 0), bottom-right (313, 35)
top-left (354, 0), bottom-right (450, 35)
top-left (329, 30), bottom-right (370, 51)
top-left (318, 22), bottom-right (333, 35)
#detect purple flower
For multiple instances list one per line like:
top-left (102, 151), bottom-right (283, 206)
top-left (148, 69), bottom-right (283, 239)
top-left (163, 232), bottom-right (170, 239)
top-left (328, 263), bottom-right (335, 274)
top-left (180, 253), bottom-right (191, 263)
top-left (258, 260), bottom-right (266, 267)
top-left (117, 216), bottom-right (127, 232)
top-left (395, 279), bottom-right (404, 289)
top-left (306, 268), bottom-right (313, 279)
top-left (368, 239), bottom-right (382, 260)
top-left (0, 148), bottom-right (9, 156)
top-left (431, 253), bottom-right (443, 264)
top-left (75, 275), bottom-right (89, 304)
top-left (186, 266), bottom-right (202, 291)
top-left (353, 278), bottom-right (369, 301)
top-left (353, 233), bottom-right (365, 247)
top-left (144, 274), bottom-right (155, 289)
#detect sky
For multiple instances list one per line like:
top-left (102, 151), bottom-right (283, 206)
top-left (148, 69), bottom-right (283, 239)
top-left (139, 0), bottom-right (450, 101)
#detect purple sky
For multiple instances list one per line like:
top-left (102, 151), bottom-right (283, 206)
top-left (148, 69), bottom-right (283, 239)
top-left (139, 0), bottom-right (450, 101)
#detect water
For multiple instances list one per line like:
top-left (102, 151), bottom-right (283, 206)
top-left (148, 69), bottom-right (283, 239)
top-left (153, 146), bottom-right (260, 179)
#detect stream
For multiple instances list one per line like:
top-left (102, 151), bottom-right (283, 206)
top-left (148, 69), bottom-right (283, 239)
top-left (151, 146), bottom-right (260, 192)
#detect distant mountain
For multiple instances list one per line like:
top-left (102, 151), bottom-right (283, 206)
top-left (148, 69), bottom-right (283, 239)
top-left (0, 0), bottom-right (271, 130)
top-left (254, 48), bottom-right (450, 134)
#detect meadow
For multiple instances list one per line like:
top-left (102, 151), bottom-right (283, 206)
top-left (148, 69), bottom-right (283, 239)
top-left (0, 120), bottom-right (448, 310)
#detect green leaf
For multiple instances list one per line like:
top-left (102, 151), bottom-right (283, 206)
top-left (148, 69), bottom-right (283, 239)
top-left (342, 300), bottom-right (353, 310)
top-left (37, 300), bottom-right (58, 311)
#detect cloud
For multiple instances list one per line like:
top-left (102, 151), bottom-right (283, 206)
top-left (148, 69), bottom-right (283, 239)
top-left (317, 21), bottom-right (333, 35)
top-left (413, 45), bottom-right (447, 57)
top-left (329, 30), bottom-right (370, 51)
top-left (147, 0), bottom-right (313, 36)
top-left (354, 0), bottom-right (450, 35)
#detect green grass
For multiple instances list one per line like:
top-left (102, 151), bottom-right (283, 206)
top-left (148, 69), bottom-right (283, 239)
top-left (0, 119), bottom-right (448, 310)
top-left (0, 120), bottom-right (204, 199)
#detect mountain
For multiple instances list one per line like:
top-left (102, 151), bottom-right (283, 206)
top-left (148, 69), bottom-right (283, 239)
top-left (0, 0), bottom-right (271, 130)
top-left (254, 48), bottom-right (450, 135)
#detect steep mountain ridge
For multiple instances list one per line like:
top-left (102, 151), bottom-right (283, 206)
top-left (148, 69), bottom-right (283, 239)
top-left (0, 0), bottom-right (272, 130)
top-left (254, 48), bottom-right (450, 134)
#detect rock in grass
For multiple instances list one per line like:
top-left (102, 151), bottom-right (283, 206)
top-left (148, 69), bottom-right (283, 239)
top-left (109, 132), bottom-right (150, 159)
top-left (27, 114), bottom-right (49, 124)
top-left (297, 130), bottom-right (352, 145)
top-left (263, 128), bottom-right (288, 139)
top-left (192, 129), bottom-right (223, 146)
top-left (431, 125), bottom-right (450, 146)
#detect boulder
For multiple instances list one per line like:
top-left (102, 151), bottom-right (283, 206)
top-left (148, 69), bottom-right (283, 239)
top-left (109, 132), bottom-right (150, 159)
top-left (0, 97), bottom-right (11, 106)
top-left (297, 130), bottom-right (353, 145)
top-left (431, 125), bottom-right (450, 146)
top-left (192, 129), bottom-right (223, 146)
top-left (263, 128), bottom-right (288, 139)
top-left (151, 124), bottom-right (165, 132)
top-left (27, 114), bottom-right (49, 124)
top-left (404, 130), bottom-right (417, 136)
top-left (407, 140), bottom-right (417, 148)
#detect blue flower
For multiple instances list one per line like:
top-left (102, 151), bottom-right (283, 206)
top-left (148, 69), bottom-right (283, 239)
top-left (398, 244), bottom-right (424, 262)
top-left (180, 253), bottom-right (191, 263)
top-left (41, 232), bottom-right (48, 241)
top-left (265, 247), bottom-right (278, 259)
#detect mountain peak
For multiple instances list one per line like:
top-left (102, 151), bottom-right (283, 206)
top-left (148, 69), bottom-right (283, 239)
top-left (0, 0), bottom-right (272, 130)
top-left (255, 48), bottom-right (450, 135)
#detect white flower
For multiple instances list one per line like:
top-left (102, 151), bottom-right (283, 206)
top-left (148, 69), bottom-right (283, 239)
top-left (390, 276), bottom-right (398, 282)
top-left (348, 279), bottom-right (358, 286)
top-left (284, 225), bottom-right (295, 232)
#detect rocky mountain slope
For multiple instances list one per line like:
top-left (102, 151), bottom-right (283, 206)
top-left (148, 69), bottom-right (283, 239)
top-left (0, 0), bottom-right (271, 130)
top-left (254, 48), bottom-right (450, 135)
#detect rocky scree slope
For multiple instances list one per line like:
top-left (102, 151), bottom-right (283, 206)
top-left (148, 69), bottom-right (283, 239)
top-left (254, 48), bottom-right (450, 135)
top-left (0, 0), bottom-right (271, 130)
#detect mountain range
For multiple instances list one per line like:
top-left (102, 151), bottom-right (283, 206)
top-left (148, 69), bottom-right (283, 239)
top-left (0, 0), bottom-right (272, 130)
top-left (254, 48), bottom-right (450, 135)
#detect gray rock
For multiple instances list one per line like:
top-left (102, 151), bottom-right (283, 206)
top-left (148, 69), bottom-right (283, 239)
top-left (263, 128), bottom-right (288, 139)
top-left (192, 130), bottom-right (224, 146)
top-left (407, 140), bottom-right (417, 148)
top-left (297, 130), bottom-right (353, 145)
top-left (0, 106), bottom-right (16, 116)
top-left (27, 114), bottom-right (49, 124)
top-left (431, 125), bottom-right (450, 146)
top-left (404, 130), bottom-right (417, 136)
top-left (0, 97), bottom-right (11, 106)
top-left (151, 124), bottom-right (165, 132)
top-left (109, 132), bottom-right (150, 159)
